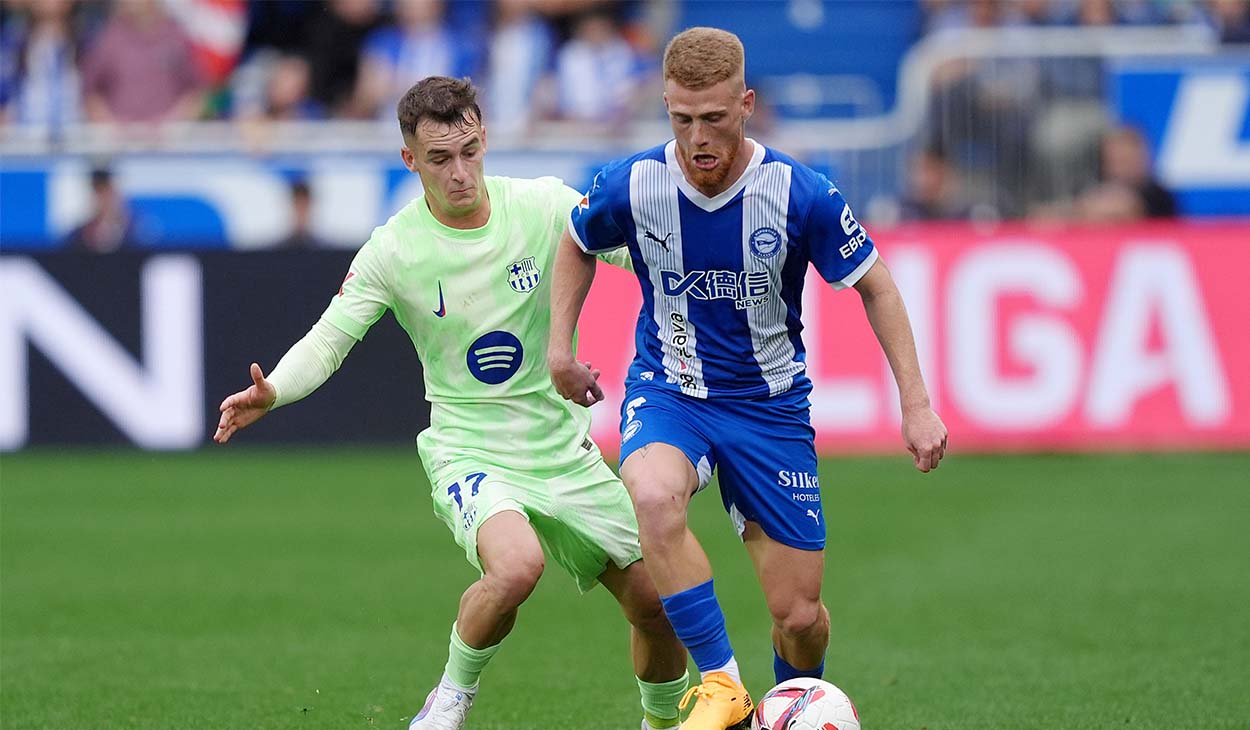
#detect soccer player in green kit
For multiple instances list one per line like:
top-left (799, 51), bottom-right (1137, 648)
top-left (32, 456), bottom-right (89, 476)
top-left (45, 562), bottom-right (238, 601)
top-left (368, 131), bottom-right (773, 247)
top-left (213, 77), bottom-right (689, 730)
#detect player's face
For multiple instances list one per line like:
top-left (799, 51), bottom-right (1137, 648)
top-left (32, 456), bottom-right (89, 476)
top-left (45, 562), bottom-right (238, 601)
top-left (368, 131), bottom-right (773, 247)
top-left (403, 113), bottom-right (488, 220)
top-left (664, 77), bottom-right (755, 195)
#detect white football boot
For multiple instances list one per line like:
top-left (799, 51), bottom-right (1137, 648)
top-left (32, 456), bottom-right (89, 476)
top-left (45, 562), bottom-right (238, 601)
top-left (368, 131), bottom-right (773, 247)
top-left (408, 677), bottom-right (475, 730)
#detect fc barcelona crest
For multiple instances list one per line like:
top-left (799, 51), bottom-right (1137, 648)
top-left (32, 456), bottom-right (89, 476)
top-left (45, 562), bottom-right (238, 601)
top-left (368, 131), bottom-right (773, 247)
top-left (507, 256), bottom-right (542, 293)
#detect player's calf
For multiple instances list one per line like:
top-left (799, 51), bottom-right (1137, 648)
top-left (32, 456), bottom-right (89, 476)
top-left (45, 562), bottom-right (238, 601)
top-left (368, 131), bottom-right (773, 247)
top-left (769, 600), bottom-right (830, 682)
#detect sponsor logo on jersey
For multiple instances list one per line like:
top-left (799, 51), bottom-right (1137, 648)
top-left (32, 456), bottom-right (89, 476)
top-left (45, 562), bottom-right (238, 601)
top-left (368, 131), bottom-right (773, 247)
top-left (778, 470), bottom-right (820, 489)
top-left (639, 371), bottom-right (655, 381)
top-left (466, 330), bottom-right (524, 384)
top-left (806, 508), bottom-right (821, 524)
top-left (507, 257), bottom-right (542, 293)
top-left (839, 204), bottom-right (869, 259)
top-left (432, 280), bottom-right (446, 317)
top-left (749, 226), bottom-right (783, 259)
top-left (784, 470), bottom-right (821, 504)
top-left (667, 314), bottom-right (699, 389)
top-left (660, 270), bottom-right (771, 309)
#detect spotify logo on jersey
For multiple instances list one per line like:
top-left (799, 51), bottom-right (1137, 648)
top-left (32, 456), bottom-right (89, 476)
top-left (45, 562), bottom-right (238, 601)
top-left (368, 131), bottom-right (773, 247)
top-left (467, 331), bottom-right (524, 384)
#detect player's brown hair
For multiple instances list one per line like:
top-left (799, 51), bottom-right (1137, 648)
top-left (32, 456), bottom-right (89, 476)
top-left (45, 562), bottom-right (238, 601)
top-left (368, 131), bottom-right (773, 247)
top-left (397, 76), bottom-right (482, 139)
top-left (663, 27), bottom-right (745, 90)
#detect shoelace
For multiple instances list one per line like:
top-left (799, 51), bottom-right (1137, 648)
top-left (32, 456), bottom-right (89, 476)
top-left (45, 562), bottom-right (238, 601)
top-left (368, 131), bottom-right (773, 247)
top-left (679, 681), bottom-right (726, 711)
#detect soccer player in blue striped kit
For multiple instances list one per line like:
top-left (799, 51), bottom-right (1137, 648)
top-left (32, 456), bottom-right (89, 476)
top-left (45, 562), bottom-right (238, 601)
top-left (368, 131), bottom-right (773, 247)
top-left (548, 27), bottom-right (948, 729)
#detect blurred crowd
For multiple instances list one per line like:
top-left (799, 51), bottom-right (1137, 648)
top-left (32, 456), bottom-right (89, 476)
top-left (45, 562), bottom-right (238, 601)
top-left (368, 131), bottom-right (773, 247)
top-left (0, 0), bottom-right (661, 138)
top-left (897, 0), bottom-right (1247, 223)
top-left (5, 0), bottom-right (1245, 239)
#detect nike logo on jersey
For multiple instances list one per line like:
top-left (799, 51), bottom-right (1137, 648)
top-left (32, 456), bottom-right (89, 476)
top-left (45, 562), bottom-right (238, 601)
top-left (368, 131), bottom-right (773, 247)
top-left (643, 230), bottom-right (672, 250)
top-left (433, 281), bottom-right (446, 317)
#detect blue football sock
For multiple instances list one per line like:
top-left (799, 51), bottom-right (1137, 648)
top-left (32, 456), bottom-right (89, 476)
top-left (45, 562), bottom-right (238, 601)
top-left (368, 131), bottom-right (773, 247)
top-left (660, 580), bottom-right (735, 673)
top-left (774, 648), bottom-right (825, 683)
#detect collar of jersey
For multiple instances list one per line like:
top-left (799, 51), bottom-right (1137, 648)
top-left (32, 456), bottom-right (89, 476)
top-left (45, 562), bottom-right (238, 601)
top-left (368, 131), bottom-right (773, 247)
top-left (415, 177), bottom-right (500, 242)
top-left (664, 138), bottom-right (765, 213)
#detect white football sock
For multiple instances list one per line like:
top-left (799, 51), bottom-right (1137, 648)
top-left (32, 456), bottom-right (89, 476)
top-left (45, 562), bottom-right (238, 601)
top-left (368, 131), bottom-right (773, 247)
top-left (702, 656), bottom-right (741, 684)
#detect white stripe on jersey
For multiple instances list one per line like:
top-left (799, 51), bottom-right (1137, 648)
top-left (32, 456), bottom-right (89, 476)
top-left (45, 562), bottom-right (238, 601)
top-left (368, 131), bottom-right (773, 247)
top-left (742, 161), bottom-right (804, 396)
top-left (630, 158), bottom-right (708, 398)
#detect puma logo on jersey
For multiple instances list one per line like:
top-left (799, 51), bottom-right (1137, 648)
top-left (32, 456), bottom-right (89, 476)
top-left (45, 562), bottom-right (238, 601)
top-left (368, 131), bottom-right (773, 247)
top-left (643, 230), bottom-right (672, 251)
top-left (806, 508), bottom-right (821, 524)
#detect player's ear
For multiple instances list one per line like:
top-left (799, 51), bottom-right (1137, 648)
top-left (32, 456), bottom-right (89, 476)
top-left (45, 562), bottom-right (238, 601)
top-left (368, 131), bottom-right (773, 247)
top-left (400, 145), bottom-right (418, 173)
top-left (742, 88), bottom-right (755, 123)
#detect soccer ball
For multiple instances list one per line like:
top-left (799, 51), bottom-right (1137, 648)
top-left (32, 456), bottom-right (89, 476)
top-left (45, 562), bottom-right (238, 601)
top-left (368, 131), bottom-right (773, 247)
top-left (751, 677), bottom-right (860, 730)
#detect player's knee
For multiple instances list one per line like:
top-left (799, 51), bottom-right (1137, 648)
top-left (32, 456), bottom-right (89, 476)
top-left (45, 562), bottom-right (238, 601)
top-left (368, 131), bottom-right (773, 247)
top-left (629, 483), bottom-right (688, 535)
top-left (625, 594), bottom-right (670, 635)
top-left (771, 598), bottom-right (827, 639)
top-left (619, 583), bottom-right (670, 634)
top-left (486, 553), bottom-right (545, 608)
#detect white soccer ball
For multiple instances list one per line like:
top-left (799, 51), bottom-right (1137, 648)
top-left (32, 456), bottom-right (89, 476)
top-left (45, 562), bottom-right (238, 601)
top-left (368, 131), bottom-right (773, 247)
top-left (751, 677), bottom-right (860, 730)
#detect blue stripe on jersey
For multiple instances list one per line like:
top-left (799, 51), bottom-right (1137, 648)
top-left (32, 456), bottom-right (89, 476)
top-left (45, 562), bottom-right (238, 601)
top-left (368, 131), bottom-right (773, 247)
top-left (781, 178), bottom-right (812, 372)
top-left (675, 191), bottom-right (764, 397)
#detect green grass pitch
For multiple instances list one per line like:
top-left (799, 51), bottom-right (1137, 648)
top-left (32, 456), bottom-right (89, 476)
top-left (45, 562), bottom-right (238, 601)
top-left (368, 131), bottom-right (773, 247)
top-left (3, 450), bottom-right (1248, 729)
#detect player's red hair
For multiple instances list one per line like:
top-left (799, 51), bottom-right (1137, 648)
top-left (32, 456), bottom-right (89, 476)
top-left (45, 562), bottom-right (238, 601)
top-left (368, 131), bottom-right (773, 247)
top-left (663, 27), bottom-right (745, 90)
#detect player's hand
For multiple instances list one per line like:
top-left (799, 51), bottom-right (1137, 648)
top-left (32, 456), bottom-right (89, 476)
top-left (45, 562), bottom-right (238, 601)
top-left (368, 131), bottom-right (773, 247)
top-left (549, 353), bottom-right (604, 407)
top-left (902, 406), bottom-right (947, 473)
top-left (213, 362), bottom-right (277, 444)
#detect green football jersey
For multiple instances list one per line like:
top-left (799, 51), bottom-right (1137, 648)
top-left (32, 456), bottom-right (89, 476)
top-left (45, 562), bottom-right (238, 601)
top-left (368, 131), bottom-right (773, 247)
top-left (323, 175), bottom-right (620, 468)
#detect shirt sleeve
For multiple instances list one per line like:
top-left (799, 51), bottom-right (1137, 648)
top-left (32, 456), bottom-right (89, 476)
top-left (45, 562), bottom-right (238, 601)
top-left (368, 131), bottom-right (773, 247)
top-left (548, 179), bottom-right (634, 271)
top-left (549, 180), bottom-right (586, 241)
top-left (806, 179), bottom-right (879, 290)
top-left (321, 228), bottom-right (393, 340)
top-left (567, 164), bottom-right (629, 254)
top-left (269, 317), bottom-right (358, 409)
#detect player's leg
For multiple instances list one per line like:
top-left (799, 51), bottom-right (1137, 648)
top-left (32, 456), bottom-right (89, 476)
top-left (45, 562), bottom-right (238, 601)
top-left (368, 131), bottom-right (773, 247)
top-left (710, 388), bottom-right (829, 684)
top-left (412, 441), bottom-right (549, 729)
top-left (599, 560), bottom-right (690, 730)
top-left (617, 388), bottom-right (751, 729)
top-left (619, 442), bottom-right (708, 594)
top-left (455, 510), bottom-right (545, 647)
top-left (411, 510), bottom-right (545, 730)
top-left (743, 523), bottom-right (830, 681)
top-left (527, 451), bottom-right (692, 728)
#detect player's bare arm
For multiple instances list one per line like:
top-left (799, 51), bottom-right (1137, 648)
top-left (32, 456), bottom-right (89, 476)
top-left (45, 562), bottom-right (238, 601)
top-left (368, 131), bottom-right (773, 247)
top-left (548, 229), bottom-right (604, 407)
top-left (853, 258), bottom-right (948, 472)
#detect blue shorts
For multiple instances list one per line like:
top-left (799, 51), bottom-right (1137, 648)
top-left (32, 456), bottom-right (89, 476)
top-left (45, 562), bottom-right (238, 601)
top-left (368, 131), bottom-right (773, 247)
top-left (618, 382), bottom-right (824, 551)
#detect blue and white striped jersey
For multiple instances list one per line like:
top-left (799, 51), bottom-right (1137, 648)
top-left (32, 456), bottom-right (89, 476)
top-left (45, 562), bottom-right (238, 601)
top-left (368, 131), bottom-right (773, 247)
top-left (569, 139), bottom-right (879, 399)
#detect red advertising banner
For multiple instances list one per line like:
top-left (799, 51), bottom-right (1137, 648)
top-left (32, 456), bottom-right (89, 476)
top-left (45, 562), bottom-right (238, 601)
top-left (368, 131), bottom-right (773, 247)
top-left (577, 222), bottom-right (1250, 454)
